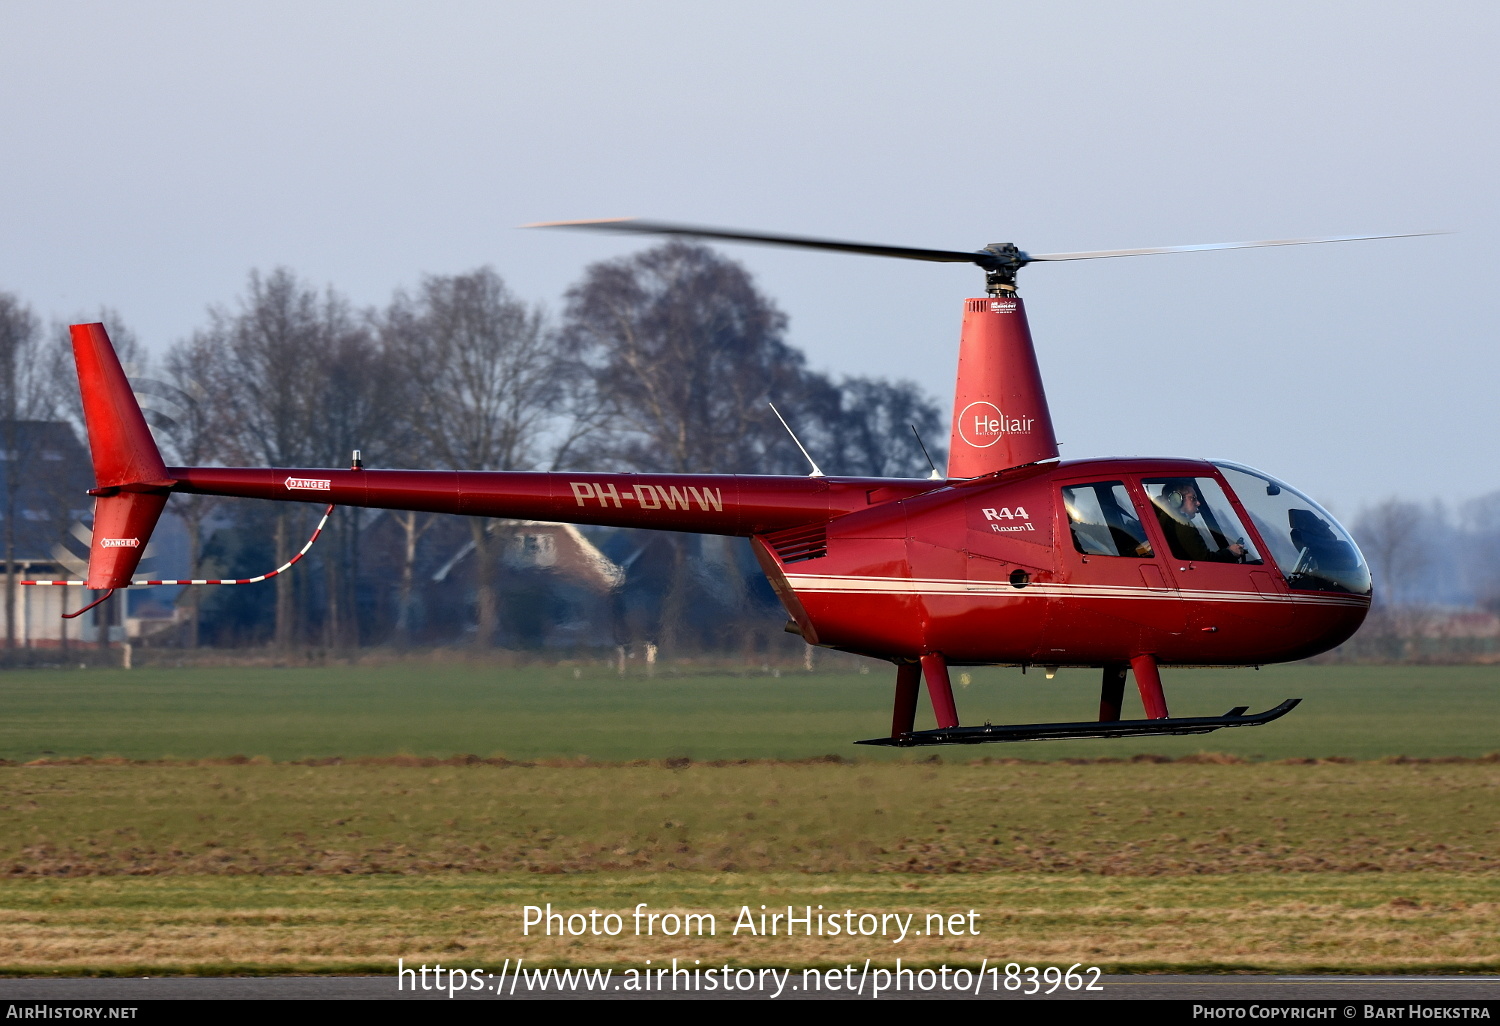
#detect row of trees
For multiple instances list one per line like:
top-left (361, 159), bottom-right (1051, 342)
top-left (1343, 496), bottom-right (1500, 660)
top-left (1352, 497), bottom-right (1500, 612)
top-left (12, 241), bottom-right (1486, 659)
top-left (0, 242), bottom-right (947, 652)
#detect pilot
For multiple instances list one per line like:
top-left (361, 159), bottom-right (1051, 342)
top-left (1153, 479), bottom-right (1247, 563)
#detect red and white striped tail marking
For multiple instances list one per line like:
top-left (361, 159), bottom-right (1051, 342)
top-left (21, 505), bottom-right (335, 589)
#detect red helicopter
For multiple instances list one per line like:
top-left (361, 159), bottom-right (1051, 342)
top-left (40, 221), bottom-right (1434, 747)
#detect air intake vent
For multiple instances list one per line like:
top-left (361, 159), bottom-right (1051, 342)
top-left (967, 299), bottom-right (987, 312)
top-left (766, 523), bottom-right (828, 564)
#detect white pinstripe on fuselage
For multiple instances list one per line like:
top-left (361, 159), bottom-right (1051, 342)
top-left (782, 573), bottom-right (1370, 609)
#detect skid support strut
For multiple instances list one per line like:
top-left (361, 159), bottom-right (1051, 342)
top-left (1099, 664), bottom-right (1128, 722)
top-left (921, 652), bottom-right (960, 729)
top-left (863, 646), bottom-right (1300, 748)
top-left (891, 662), bottom-right (921, 737)
top-left (1131, 653), bottom-right (1169, 720)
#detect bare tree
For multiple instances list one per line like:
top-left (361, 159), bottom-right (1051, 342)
top-left (47, 309), bottom-right (146, 430)
top-left (381, 268), bottom-right (557, 647)
top-left (1352, 498), bottom-right (1441, 656)
top-left (376, 360), bottom-right (440, 648)
top-left (1459, 491), bottom-right (1500, 614)
top-left (1354, 499), bottom-right (1431, 606)
top-left (151, 335), bottom-right (228, 648)
top-left (821, 376), bottom-right (947, 478)
top-left (195, 268), bottom-right (384, 650)
top-left (560, 241), bottom-right (811, 475)
top-left (388, 506), bottom-right (437, 645)
top-left (308, 307), bottom-right (404, 650)
top-left (560, 242), bottom-right (821, 651)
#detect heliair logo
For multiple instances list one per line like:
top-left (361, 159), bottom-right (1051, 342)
top-left (957, 401), bottom-right (1034, 448)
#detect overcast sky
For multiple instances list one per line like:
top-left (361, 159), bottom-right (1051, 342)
top-left (0, 1), bottom-right (1493, 516)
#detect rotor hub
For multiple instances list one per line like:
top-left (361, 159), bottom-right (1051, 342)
top-left (980, 243), bottom-right (1029, 296)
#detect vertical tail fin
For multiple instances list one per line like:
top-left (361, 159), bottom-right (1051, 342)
top-left (70, 323), bottom-right (174, 589)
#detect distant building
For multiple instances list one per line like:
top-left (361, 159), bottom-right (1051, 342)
top-left (0, 421), bottom-right (111, 645)
top-left (356, 514), bottom-right (626, 648)
top-left (596, 529), bottom-right (785, 653)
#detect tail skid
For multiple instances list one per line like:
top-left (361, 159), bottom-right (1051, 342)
top-left (60, 589), bottom-right (115, 619)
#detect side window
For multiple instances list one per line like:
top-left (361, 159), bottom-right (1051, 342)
top-left (1143, 477), bottom-right (1263, 565)
top-left (1061, 482), bottom-right (1153, 558)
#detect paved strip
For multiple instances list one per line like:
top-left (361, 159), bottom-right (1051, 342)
top-left (0, 975), bottom-right (1498, 1001)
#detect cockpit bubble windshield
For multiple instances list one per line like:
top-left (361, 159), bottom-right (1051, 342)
top-left (1213, 462), bottom-right (1372, 596)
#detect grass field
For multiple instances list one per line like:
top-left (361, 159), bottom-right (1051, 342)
top-left (3, 873), bottom-right (1496, 975)
top-left (0, 662), bottom-right (1496, 762)
top-left (1, 760), bottom-right (1497, 973)
top-left (6, 761), bottom-right (1497, 876)
top-left (0, 662), bottom-right (1496, 974)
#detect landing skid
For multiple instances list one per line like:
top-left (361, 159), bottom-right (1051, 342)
top-left (856, 699), bottom-right (1301, 747)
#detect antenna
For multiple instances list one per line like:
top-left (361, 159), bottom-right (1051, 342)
top-left (910, 425), bottom-right (943, 480)
top-left (768, 403), bottom-right (824, 478)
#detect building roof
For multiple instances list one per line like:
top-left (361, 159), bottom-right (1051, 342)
top-left (431, 519), bottom-right (624, 591)
top-left (0, 421), bottom-right (94, 565)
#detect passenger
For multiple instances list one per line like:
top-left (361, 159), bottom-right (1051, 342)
top-left (1153, 479), bottom-right (1248, 563)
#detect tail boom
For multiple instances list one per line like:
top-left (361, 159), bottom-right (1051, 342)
top-left (167, 467), bottom-right (937, 536)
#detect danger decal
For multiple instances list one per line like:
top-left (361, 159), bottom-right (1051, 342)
top-left (99, 537), bottom-right (140, 548)
top-left (285, 477), bottom-right (332, 491)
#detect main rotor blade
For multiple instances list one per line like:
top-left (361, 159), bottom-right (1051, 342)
top-left (523, 218), bottom-right (994, 266)
top-left (1028, 231), bottom-right (1447, 262)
